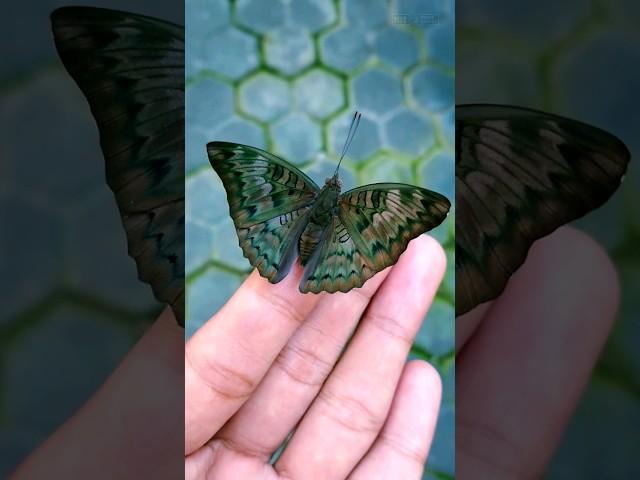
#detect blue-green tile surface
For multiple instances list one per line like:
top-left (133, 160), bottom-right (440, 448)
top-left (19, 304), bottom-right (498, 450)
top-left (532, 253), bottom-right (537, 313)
top-left (186, 1), bottom-right (455, 478)
top-left (0, 2), bottom-right (175, 476)
top-left (458, 0), bottom-right (640, 477)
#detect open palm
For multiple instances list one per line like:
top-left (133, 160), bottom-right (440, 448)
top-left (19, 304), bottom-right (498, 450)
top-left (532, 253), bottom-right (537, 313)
top-left (185, 235), bottom-right (446, 479)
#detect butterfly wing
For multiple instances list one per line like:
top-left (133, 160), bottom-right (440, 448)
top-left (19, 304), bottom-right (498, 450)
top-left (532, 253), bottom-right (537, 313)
top-left (51, 7), bottom-right (185, 325)
top-left (456, 104), bottom-right (630, 316)
top-left (207, 142), bottom-right (320, 283)
top-left (300, 184), bottom-right (451, 293)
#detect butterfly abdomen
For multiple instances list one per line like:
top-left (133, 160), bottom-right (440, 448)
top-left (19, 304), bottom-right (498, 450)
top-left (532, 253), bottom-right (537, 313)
top-left (298, 183), bottom-right (341, 265)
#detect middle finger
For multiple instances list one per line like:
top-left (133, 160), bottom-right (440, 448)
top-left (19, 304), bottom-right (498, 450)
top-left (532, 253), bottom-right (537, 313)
top-left (277, 236), bottom-right (446, 479)
top-left (215, 268), bottom-right (390, 458)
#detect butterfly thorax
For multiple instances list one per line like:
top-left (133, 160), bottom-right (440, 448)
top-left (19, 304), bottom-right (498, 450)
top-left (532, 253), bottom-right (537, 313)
top-left (298, 177), bottom-right (341, 264)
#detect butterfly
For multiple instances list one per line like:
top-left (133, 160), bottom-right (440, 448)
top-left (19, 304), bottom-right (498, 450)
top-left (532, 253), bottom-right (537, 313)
top-left (51, 7), bottom-right (186, 326)
top-left (208, 112), bottom-right (451, 294)
top-left (455, 104), bottom-right (630, 316)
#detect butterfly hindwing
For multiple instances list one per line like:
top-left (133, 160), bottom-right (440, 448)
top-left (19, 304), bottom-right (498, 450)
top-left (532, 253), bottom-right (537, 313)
top-left (300, 184), bottom-right (451, 293)
top-left (207, 142), bottom-right (320, 283)
top-left (456, 104), bottom-right (630, 316)
top-left (300, 215), bottom-right (375, 293)
top-left (51, 7), bottom-right (185, 325)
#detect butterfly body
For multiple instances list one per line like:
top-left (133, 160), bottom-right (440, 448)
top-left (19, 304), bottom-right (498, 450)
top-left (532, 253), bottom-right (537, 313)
top-left (208, 141), bottom-right (450, 295)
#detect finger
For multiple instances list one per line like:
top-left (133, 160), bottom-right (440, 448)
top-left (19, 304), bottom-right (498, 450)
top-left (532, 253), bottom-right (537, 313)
top-left (185, 263), bottom-right (321, 455)
top-left (457, 227), bottom-right (620, 477)
top-left (14, 308), bottom-right (184, 479)
top-left (276, 235), bottom-right (447, 479)
top-left (350, 361), bottom-right (442, 480)
top-left (216, 268), bottom-right (390, 458)
top-left (456, 301), bottom-right (492, 352)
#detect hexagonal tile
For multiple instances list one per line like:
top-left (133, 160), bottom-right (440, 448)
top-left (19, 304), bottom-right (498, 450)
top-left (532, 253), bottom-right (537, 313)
top-left (409, 66), bottom-right (454, 112)
top-left (186, 78), bottom-right (234, 130)
top-left (272, 113), bottom-right (322, 164)
top-left (344, 0), bottom-right (388, 29)
top-left (213, 116), bottom-right (266, 148)
top-left (555, 31), bottom-right (640, 192)
top-left (396, 0), bottom-right (450, 25)
top-left (6, 73), bottom-right (104, 206)
top-left (457, 0), bottom-right (589, 48)
top-left (415, 298), bottom-right (454, 356)
top-left (186, 127), bottom-right (213, 172)
top-left (329, 113), bottom-right (382, 164)
top-left (384, 109), bottom-right (435, 155)
top-left (186, 220), bottom-right (215, 274)
top-left (359, 155), bottom-right (412, 185)
top-left (320, 26), bottom-right (372, 72)
top-left (439, 359), bottom-right (455, 405)
top-left (4, 304), bottom-right (132, 433)
top-left (290, 0), bottom-right (337, 32)
top-left (294, 69), bottom-right (345, 119)
top-left (186, 269), bottom-right (243, 338)
top-left (0, 429), bottom-right (39, 478)
top-left (186, 169), bottom-right (227, 225)
top-left (548, 380), bottom-right (640, 478)
top-left (440, 106), bottom-right (454, 144)
top-left (428, 403), bottom-right (455, 475)
top-left (419, 151), bottom-right (454, 201)
top-left (456, 42), bottom-right (539, 104)
top-left (211, 219), bottom-right (250, 271)
top-left (239, 73), bottom-right (292, 121)
top-left (352, 69), bottom-right (404, 115)
top-left (424, 14), bottom-right (454, 67)
top-left (375, 27), bottom-right (420, 70)
top-left (201, 27), bottom-right (258, 79)
top-left (235, 0), bottom-right (287, 33)
top-left (0, 194), bottom-right (64, 325)
top-left (443, 245), bottom-right (455, 295)
top-left (186, 0), bottom-right (229, 41)
top-left (67, 190), bottom-right (158, 313)
top-left (265, 26), bottom-right (315, 75)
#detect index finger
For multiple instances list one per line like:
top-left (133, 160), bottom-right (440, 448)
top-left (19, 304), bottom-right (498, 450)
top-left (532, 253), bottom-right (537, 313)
top-left (185, 262), bottom-right (320, 454)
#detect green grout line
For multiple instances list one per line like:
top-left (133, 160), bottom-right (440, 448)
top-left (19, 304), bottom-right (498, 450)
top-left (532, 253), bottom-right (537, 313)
top-left (0, 60), bottom-right (60, 94)
top-left (186, 258), bottom-right (250, 285)
top-left (0, 289), bottom-right (157, 347)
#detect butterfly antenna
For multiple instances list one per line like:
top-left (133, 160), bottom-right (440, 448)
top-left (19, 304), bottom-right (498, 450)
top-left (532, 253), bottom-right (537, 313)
top-left (335, 111), bottom-right (362, 176)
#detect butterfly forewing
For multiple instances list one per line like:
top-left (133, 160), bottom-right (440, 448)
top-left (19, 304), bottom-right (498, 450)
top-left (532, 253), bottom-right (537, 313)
top-left (52, 7), bottom-right (185, 325)
top-left (456, 104), bottom-right (630, 316)
top-left (207, 142), bottom-right (320, 282)
top-left (300, 184), bottom-right (450, 293)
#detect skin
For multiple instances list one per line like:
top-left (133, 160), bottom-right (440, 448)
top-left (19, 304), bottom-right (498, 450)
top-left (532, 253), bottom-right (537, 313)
top-left (456, 226), bottom-right (620, 478)
top-left (10, 227), bottom-right (617, 479)
top-left (185, 235), bottom-right (446, 479)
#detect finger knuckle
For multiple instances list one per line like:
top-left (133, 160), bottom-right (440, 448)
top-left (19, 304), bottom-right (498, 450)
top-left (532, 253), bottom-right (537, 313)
top-left (274, 342), bottom-right (334, 387)
top-left (186, 350), bottom-right (256, 401)
top-left (317, 387), bottom-right (385, 434)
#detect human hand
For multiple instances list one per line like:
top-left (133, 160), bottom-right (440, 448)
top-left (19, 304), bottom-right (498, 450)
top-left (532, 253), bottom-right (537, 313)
top-left (456, 226), bottom-right (619, 478)
top-left (185, 235), bottom-right (447, 479)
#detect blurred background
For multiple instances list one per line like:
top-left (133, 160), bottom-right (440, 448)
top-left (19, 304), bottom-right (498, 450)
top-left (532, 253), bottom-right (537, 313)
top-left (458, 0), bottom-right (639, 477)
top-left (185, 0), bottom-right (455, 478)
top-left (0, 1), bottom-right (182, 476)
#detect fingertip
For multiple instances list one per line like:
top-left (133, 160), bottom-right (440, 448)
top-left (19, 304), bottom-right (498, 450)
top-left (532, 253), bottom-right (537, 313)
top-left (402, 235), bottom-right (447, 276)
top-left (403, 360), bottom-right (442, 405)
top-left (532, 226), bottom-right (620, 323)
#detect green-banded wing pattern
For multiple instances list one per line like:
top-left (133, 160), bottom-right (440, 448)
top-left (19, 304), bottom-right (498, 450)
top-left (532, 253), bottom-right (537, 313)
top-left (301, 184), bottom-right (451, 293)
top-left (208, 142), bottom-right (320, 283)
top-left (51, 7), bottom-right (185, 325)
top-left (456, 104), bottom-right (630, 316)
